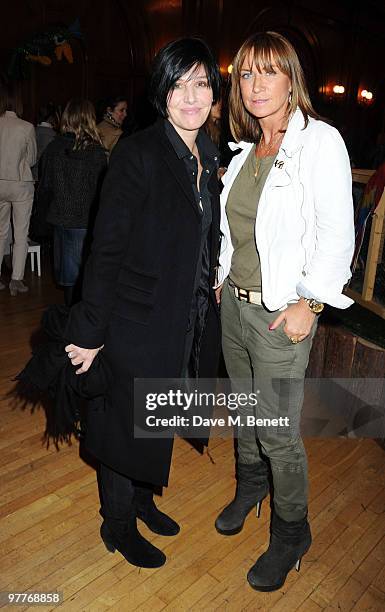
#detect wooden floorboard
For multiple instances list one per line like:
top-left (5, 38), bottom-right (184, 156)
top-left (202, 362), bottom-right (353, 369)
top-left (1, 257), bottom-right (385, 611)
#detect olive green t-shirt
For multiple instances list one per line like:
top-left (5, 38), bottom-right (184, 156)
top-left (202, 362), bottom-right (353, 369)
top-left (226, 145), bottom-right (275, 291)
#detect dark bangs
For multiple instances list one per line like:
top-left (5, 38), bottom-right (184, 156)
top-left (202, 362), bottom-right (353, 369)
top-left (149, 37), bottom-right (221, 117)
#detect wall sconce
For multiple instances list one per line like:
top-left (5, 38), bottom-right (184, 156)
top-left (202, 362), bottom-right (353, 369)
top-left (219, 65), bottom-right (232, 80)
top-left (332, 85), bottom-right (345, 95)
top-left (319, 84), bottom-right (346, 102)
top-left (358, 89), bottom-right (374, 105)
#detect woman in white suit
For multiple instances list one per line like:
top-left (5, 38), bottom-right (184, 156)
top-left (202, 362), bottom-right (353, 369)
top-left (0, 80), bottom-right (36, 295)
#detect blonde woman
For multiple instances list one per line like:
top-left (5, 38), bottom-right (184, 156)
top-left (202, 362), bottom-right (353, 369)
top-left (38, 99), bottom-right (107, 305)
top-left (215, 31), bottom-right (354, 591)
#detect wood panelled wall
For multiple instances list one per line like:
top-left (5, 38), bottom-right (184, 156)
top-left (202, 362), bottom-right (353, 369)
top-left (0, 0), bottom-right (384, 164)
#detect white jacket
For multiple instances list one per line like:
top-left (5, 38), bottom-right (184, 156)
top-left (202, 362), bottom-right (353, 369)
top-left (218, 108), bottom-right (355, 310)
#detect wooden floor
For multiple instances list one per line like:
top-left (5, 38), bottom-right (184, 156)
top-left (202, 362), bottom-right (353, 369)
top-left (1, 257), bottom-right (385, 611)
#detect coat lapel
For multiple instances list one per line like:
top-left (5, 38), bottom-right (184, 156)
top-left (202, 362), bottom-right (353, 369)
top-left (163, 149), bottom-right (201, 217)
top-left (267, 157), bottom-right (293, 187)
top-left (155, 121), bottom-right (201, 219)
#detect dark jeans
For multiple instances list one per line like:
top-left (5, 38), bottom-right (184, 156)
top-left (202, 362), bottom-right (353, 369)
top-left (53, 225), bottom-right (87, 287)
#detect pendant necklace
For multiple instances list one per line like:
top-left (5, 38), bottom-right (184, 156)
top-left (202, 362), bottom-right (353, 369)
top-left (254, 131), bottom-right (284, 178)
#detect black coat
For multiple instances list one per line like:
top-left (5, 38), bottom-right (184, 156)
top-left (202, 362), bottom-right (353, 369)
top-left (66, 119), bottom-right (221, 486)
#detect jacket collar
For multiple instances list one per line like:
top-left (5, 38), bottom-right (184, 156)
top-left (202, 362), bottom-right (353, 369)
top-left (228, 107), bottom-right (306, 158)
top-left (226, 108), bottom-right (307, 187)
top-left (163, 118), bottom-right (219, 165)
top-left (280, 108), bottom-right (306, 157)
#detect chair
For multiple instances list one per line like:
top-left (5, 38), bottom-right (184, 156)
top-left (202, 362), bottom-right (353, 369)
top-left (27, 239), bottom-right (41, 276)
top-left (11, 239), bottom-right (42, 276)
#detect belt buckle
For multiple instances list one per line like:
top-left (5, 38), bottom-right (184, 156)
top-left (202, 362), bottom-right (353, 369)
top-left (237, 287), bottom-right (250, 303)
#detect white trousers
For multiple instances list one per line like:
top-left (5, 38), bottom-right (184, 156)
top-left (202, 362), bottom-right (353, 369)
top-left (0, 180), bottom-right (34, 280)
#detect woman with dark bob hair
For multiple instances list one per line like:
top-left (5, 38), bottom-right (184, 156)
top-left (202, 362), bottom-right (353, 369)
top-left (64, 38), bottom-right (222, 568)
top-left (215, 32), bottom-right (354, 590)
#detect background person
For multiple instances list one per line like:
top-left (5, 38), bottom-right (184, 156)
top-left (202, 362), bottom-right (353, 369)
top-left (97, 95), bottom-right (128, 152)
top-left (215, 31), bottom-right (355, 592)
top-left (38, 98), bottom-right (107, 306)
top-left (32, 103), bottom-right (58, 181)
top-left (204, 98), bottom-right (236, 180)
top-left (0, 79), bottom-right (37, 295)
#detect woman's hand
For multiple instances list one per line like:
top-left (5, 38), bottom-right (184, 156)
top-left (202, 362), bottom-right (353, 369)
top-left (215, 283), bottom-right (223, 304)
top-left (65, 344), bottom-right (104, 375)
top-left (269, 299), bottom-right (316, 342)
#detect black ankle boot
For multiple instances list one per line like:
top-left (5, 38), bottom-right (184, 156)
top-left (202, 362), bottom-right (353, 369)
top-left (100, 514), bottom-right (166, 568)
top-left (135, 485), bottom-right (180, 536)
top-left (247, 512), bottom-right (311, 591)
top-left (215, 461), bottom-right (269, 535)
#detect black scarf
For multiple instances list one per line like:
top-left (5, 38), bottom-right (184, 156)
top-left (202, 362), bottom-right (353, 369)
top-left (15, 305), bottom-right (112, 445)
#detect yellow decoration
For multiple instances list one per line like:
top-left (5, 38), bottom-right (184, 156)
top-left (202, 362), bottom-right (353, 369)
top-left (26, 54), bottom-right (52, 65)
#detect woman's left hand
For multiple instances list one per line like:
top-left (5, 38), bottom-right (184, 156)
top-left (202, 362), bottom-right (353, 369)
top-left (65, 343), bottom-right (104, 374)
top-left (269, 299), bottom-right (316, 343)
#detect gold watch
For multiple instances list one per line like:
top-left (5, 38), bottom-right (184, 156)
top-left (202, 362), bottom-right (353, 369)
top-left (302, 297), bottom-right (324, 314)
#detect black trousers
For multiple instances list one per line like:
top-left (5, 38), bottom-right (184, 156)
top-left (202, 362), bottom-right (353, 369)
top-left (98, 463), bottom-right (156, 521)
top-left (99, 463), bottom-right (135, 521)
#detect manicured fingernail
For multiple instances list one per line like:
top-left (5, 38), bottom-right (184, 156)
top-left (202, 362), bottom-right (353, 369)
top-left (268, 325), bottom-right (273, 330)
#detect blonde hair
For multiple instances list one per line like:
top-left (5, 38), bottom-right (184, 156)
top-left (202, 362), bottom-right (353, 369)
top-left (60, 99), bottom-right (103, 150)
top-left (229, 31), bottom-right (320, 143)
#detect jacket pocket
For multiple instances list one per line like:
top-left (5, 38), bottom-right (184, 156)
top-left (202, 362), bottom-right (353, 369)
top-left (117, 265), bottom-right (158, 293)
top-left (113, 266), bottom-right (159, 325)
top-left (276, 322), bottom-right (297, 348)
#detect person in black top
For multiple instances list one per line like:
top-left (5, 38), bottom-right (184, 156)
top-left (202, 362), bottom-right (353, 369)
top-left (38, 99), bottom-right (107, 305)
top-left (63, 38), bottom-right (222, 569)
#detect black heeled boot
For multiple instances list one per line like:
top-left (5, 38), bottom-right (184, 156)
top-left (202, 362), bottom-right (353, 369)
top-left (100, 513), bottom-right (166, 568)
top-left (99, 464), bottom-right (166, 568)
top-left (247, 512), bottom-right (311, 591)
top-left (215, 461), bottom-right (269, 535)
top-left (134, 483), bottom-right (180, 536)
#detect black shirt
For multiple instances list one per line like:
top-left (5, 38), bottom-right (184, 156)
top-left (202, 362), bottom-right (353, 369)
top-left (164, 119), bottom-right (218, 296)
top-left (164, 119), bottom-right (219, 375)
